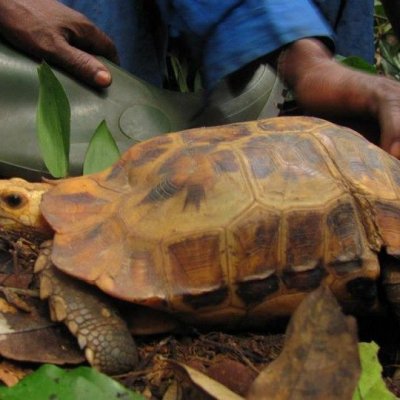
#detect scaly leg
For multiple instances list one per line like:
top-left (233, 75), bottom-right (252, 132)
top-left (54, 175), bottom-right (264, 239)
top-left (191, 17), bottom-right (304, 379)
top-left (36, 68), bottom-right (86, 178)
top-left (35, 241), bottom-right (138, 375)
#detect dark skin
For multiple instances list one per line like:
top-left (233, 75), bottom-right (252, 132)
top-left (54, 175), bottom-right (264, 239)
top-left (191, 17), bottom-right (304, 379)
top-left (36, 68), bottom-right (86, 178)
top-left (0, 0), bottom-right (118, 87)
top-left (1, 0), bottom-right (400, 158)
top-left (279, 38), bottom-right (400, 158)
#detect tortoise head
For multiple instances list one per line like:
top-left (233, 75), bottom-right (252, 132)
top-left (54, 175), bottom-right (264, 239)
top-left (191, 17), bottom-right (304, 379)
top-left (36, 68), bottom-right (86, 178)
top-left (0, 178), bottom-right (53, 236)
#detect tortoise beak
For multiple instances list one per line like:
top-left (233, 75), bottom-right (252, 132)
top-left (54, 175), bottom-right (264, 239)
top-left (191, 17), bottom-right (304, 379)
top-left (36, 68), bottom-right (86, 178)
top-left (0, 210), bottom-right (23, 227)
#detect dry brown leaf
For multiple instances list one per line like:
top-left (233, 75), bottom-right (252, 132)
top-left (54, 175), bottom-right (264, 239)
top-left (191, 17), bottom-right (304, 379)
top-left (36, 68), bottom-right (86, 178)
top-left (162, 380), bottom-right (183, 400)
top-left (1, 287), bottom-right (35, 312)
top-left (0, 274), bottom-right (33, 290)
top-left (0, 326), bottom-right (84, 365)
top-left (207, 359), bottom-right (257, 396)
top-left (0, 360), bottom-right (30, 387)
top-left (0, 298), bottom-right (83, 365)
top-left (172, 361), bottom-right (245, 400)
top-left (247, 286), bottom-right (360, 400)
top-left (0, 298), bottom-right (17, 314)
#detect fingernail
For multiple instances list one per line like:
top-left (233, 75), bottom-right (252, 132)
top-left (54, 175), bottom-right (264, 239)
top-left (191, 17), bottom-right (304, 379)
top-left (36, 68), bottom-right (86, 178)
top-left (390, 141), bottom-right (400, 159)
top-left (94, 70), bottom-right (111, 86)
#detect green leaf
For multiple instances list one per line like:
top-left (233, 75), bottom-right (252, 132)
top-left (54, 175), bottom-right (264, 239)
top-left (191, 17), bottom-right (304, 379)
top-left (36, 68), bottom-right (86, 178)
top-left (169, 53), bottom-right (190, 93)
top-left (337, 55), bottom-right (377, 74)
top-left (374, 3), bottom-right (386, 19)
top-left (83, 120), bottom-right (120, 175)
top-left (353, 342), bottom-right (398, 400)
top-left (36, 62), bottom-right (71, 178)
top-left (0, 364), bottom-right (144, 400)
top-left (380, 39), bottom-right (400, 77)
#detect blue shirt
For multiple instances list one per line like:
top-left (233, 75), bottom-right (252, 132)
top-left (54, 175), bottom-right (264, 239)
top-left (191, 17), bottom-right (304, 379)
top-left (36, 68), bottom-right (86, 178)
top-left (60, 0), bottom-right (374, 88)
top-left (59, 0), bottom-right (164, 86)
top-left (156, 0), bottom-right (334, 87)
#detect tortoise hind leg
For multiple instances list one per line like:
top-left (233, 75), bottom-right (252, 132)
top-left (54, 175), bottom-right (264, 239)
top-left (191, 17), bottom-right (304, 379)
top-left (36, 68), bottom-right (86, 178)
top-left (35, 241), bottom-right (138, 375)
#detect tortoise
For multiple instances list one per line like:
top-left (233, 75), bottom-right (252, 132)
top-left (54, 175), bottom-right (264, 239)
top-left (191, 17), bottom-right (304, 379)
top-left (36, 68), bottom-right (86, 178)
top-left (1, 116), bottom-right (400, 375)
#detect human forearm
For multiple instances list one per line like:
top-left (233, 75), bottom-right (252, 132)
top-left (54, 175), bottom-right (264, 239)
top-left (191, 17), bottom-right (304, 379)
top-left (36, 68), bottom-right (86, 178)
top-left (278, 38), bottom-right (400, 158)
top-left (278, 39), bottom-right (375, 117)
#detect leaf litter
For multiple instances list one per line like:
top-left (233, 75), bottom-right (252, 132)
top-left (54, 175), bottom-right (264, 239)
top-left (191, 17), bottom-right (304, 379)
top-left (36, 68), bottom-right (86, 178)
top-left (0, 230), bottom-right (399, 399)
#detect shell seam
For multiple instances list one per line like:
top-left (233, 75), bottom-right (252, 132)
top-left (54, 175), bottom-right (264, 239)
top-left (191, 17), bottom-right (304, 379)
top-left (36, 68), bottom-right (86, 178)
top-left (308, 126), bottom-right (383, 252)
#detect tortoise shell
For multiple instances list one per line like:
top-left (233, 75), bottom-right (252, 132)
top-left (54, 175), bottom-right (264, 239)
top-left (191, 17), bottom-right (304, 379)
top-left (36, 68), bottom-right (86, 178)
top-left (40, 116), bottom-right (400, 327)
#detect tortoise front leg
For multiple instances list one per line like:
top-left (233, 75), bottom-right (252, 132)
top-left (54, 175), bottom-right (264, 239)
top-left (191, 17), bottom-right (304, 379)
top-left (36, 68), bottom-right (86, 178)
top-left (34, 241), bottom-right (138, 375)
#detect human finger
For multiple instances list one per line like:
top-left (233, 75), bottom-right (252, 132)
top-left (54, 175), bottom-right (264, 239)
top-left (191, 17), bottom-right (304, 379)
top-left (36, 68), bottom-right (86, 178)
top-left (44, 38), bottom-right (113, 87)
top-left (378, 100), bottom-right (400, 159)
top-left (66, 20), bottom-right (120, 65)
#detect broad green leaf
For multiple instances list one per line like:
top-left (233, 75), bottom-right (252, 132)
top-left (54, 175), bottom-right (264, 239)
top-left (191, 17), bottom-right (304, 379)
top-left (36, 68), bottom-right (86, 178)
top-left (353, 342), bottom-right (398, 400)
top-left (36, 62), bottom-right (70, 178)
top-left (83, 120), bottom-right (120, 175)
top-left (337, 55), bottom-right (377, 74)
top-left (374, 3), bottom-right (386, 19)
top-left (0, 364), bottom-right (144, 400)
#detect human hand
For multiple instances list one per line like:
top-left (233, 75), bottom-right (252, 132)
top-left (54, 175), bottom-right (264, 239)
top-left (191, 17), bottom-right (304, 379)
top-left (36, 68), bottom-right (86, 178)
top-left (374, 79), bottom-right (400, 158)
top-left (0, 0), bottom-right (118, 87)
top-left (278, 39), bottom-right (400, 159)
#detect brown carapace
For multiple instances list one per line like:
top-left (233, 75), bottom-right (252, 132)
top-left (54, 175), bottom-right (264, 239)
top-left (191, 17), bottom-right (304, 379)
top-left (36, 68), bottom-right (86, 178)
top-left (40, 116), bottom-right (400, 326)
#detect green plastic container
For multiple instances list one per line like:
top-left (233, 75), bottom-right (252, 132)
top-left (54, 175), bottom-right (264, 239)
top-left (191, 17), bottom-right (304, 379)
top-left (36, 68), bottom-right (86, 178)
top-left (0, 39), bottom-right (283, 179)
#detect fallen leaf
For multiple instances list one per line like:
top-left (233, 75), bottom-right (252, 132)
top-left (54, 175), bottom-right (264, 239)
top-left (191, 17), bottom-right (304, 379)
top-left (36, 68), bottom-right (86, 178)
top-left (0, 298), bottom-right (17, 314)
top-left (0, 298), bottom-right (83, 365)
top-left (207, 359), bottom-right (257, 396)
top-left (247, 286), bottom-right (360, 400)
top-left (0, 326), bottom-right (84, 365)
top-left (172, 361), bottom-right (244, 400)
top-left (1, 287), bottom-right (35, 312)
top-left (0, 360), bottom-right (30, 387)
top-left (162, 380), bottom-right (182, 400)
top-left (0, 274), bottom-right (33, 290)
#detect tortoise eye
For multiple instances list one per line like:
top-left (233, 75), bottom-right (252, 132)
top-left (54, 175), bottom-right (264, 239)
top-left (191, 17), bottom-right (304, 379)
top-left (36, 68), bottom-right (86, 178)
top-left (2, 193), bottom-right (25, 209)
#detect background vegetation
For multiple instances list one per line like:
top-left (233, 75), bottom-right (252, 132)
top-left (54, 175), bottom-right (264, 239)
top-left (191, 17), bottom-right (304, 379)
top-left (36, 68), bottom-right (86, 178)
top-left (375, 0), bottom-right (400, 79)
